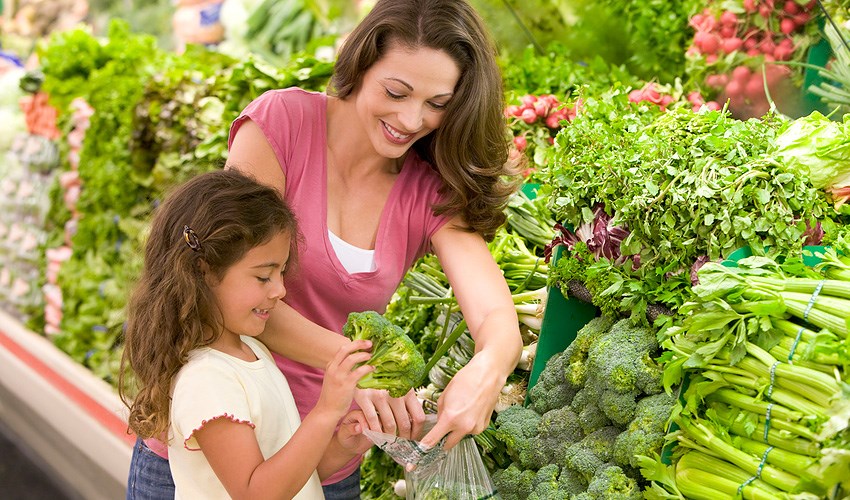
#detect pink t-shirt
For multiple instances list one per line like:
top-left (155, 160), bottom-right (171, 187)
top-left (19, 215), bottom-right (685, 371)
top-left (228, 87), bottom-right (450, 484)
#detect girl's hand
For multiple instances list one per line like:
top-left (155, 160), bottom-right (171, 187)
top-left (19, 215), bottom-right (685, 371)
top-left (420, 354), bottom-right (504, 450)
top-left (315, 340), bottom-right (374, 418)
top-left (335, 410), bottom-right (374, 455)
top-left (354, 388), bottom-right (426, 440)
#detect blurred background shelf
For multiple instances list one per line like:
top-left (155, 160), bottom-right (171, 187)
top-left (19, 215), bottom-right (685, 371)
top-left (0, 308), bottom-right (132, 500)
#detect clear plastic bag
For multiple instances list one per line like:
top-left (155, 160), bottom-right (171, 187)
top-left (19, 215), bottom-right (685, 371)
top-left (363, 416), bottom-right (499, 500)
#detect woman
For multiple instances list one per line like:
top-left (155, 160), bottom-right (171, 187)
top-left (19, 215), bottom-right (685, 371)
top-left (126, 0), bottom-right (523, 498)
top-left (228, 0), bottom-right (523, 496)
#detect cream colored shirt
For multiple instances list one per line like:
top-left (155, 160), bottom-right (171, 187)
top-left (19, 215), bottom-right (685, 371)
top-left (168, 336), bottom-right (324, 499)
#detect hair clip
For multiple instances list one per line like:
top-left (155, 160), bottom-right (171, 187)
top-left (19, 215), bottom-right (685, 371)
top-left (183, 225), bottom-right (202, 251)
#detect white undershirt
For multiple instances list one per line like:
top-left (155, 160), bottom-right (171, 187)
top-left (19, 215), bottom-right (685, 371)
top-left (328, 229), bottom-right (376, 274)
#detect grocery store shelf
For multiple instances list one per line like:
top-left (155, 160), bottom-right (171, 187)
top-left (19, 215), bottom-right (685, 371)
top-left (0, 309), bottom-right (132, 500)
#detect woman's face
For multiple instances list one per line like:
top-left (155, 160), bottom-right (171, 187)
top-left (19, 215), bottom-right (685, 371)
top-left (352, 42), bottom-right (461, 159)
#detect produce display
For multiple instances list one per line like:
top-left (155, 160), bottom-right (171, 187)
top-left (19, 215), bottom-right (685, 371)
top-left (0, 1), bottom-right (849, 499)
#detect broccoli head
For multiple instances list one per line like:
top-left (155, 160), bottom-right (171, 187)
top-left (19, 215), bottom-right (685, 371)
top-left (494, 404), bottom-right (541, 470)
top-left (527, 350), bottom-right (578, 414)
top-left (586, 465), bottom-right (642, 500)
top-left (531, 406), bottom-right (584, 467)
top-left (613, 392), bottom-right (676, 470)
top-left (491, 463), bottom-right (534, 499)
top-left (558, 466), bottom-right (589, 496)
top-left (572, 388), bottom-right (613, 436)
top-left (563, 445), bottom-right (608, 485)
top-left (586, 318), bottom-right (663, 396)
top-left (562, 316), bottom-right (616, 387)
top-left (599, 388), bottom-right (640, 426)
top-left (342, 310), bottom-right (426, 397)
top-left (528, 464), bottom-right (571, 499)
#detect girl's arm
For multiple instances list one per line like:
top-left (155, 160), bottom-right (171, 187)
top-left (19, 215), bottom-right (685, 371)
top-left (193, 342), bottom-right (374, 499)
top-left (420, 218), bottom-right (524, 450)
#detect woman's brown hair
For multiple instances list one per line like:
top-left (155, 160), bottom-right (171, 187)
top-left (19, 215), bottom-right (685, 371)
top-left (118, 169), bottom-right (299, 439)
top-left (329, 0), bottom-right (519, 240)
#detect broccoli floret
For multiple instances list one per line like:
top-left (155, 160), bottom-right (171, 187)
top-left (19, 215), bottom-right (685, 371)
top-left (599, 389), bottom-right (640, 426)
top-left (572, 388), bottom-right (613, 435)
top-left (579, 426), bottom-right (621, 463)
top-left (494, 404), bottom-right (541, 469)
top-left (563, 446), bottom-right (608, 484)
top-left (586, 465), bottom-right (642, 499)
top-left (586, 318), bottom-right (662, 396)
top-left (562, 316), bottom-right (616, 387)
top-left (492, 463), bottom-right (534, 500)
top-left (527, 350), bottom-right (578, 414)
top-left (613, 392), bottom-right (676, 470)
top-left (527, 464), bottom-right (571, 499)
top-left (342, 311), bottom-right (426, 397)
top-left (530, 405), bottom-right (584, 467)
top-left (558, 466), bottom-right (589, 496)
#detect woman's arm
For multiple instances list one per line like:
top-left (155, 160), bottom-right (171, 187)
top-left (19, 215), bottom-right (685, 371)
top-left (420, 218), bottom-right (523, 449)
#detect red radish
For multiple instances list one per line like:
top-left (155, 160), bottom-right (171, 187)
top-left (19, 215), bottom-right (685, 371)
top-left (706, 54), bottom-right (719, 64)
top-left (705, 73), bottom-right (729, 88)
top-left (793, 12), bottom-right (810, 26)
top-left (747, 48), bottom-right (761, 56)
top-left (513, 135), bottom-right (527, 151)
top-left (521, 94), bottom-right (537, 106)
top-left (725, 80), bottom-right (744, 98)
top-left (533, 100), bottom-right (549, 117)
top-left (720, 11), bottom-right (738, 26)
top-left (784, 0), bottom-right (800, 15)
top-left (545, 113), bottom-right (562, 129)
top-left (722, 37), bottom-right (744, 53)
top-left (774, 44), bottom-right (793, 60)
top-left (628, 89), bottom-right (645, 103)
top-left (687, 91), bottom-right (705, 104)
top-left (743, 0), bottom-right (757, 13)
top-left (732, 65), bottom-right (752, 83)
top-left (720, 24), bottom-right (737, 38)
top-left (705, 101), bottom-right (722, 110)
top-left (745, 74), bottom-right (765, 100)
top-left (780, 17), bottom-right (796, 34)
top-left (759, 4), bottom-right (772, 18)
top-left (743, 36), bottom-right (758, 50)
top-left (505, 105), bottom-right (521, 117)
top-left (689, 13), bottom-right (706, 30)
top-left (643, 85), bottom-right (662, 103)
top-left (520, 108), bottom-right (537, 124)
top-left (760, 37), bottom-right (776, 54)
top-left (700, 33), bottom-right (721, 54)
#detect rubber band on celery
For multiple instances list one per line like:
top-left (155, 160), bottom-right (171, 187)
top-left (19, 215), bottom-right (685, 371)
top-left (764, 403), bottom-right (774, 442)
top-left (787, 326), bottom-right (805, 364)
top-left (736, 446), bottom-right (773, 497)
top-left (803, 280), bottom-right (825, 321)
top-left (767, 361), bottom-right (780, 399)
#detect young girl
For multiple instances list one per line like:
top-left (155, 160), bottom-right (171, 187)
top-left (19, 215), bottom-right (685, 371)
top-left (119, 169), bottom-right (374, 499)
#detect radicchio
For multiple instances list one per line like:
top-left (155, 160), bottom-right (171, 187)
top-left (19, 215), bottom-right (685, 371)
top-left (545, 205), bottom-right (636, 266)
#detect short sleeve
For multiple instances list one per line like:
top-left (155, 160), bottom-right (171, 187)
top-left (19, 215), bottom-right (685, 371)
top-left (171, 362), bottom-right (256, 451)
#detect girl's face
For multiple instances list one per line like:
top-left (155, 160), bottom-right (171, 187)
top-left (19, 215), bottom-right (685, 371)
top-left (208, 231), bottom-right (291, 339)
top-left (352, 42), bottom-right (461, 159)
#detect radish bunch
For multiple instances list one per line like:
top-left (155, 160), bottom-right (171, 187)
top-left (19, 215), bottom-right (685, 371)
top-left (505, 93), bottom-right (581, 177)
top-left (628, 82), bottom-right (721, 113)
top-left (686, 0), bottom-right (820, 118)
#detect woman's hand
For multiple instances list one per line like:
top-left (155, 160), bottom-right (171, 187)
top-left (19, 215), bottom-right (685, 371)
top-left (354, 388), bottom-right (426, 440)
top-left (419, 353), bottom-right (506, 450)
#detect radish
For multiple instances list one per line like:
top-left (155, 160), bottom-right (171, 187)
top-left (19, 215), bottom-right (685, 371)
top-left (725, 80), bottom-right (744, 98)
top-left (732, 65), bottom-right (752, 83)
top-left (700, 33), bottom-right (721, 54)
top-left (780, 17), bottom-right (796, 34)
top-left (687, 91), bottom-right (705, 104)
top-left (705, 73), bottom-right (729, 88)
top-left (533, 100), bottom-right (549, 117)
top-left (520, 108), bottom-right (537, 124)
top-left (722, 37), bottom-right (744, 53)
top-left (745, 74), bottom-right (765, 100)
top-left (720, 24), bottom-right (737, 38)
top-left (784, 0), bottom-right (800, 15)
top-left (743, 0), bottom-right (757, 13)
top-left (705, 101), bottom-right (722, 111)
top-left (520, 94), bottom-right (537, 106)
top-left (505, 104), bottom-right (521, 118)
top-left (720, 11), bottom-right (738, 26)
top-left (514, 135), bottom-right (527, 151)
top-left (793, 12), bottom-right (810, 26)
top-left (774, 44), bottom-right (793, 60)
top-left (628, 89), bottom-right (645, 103)
top-left (545, 113), bottom-right (562, 129)
top-left (760, 37), bottom-right (776, 55)
top-left (759, 4), bottom-right (772, 18)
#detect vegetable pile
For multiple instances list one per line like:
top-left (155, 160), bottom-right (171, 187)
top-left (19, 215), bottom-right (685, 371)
top-left (645, 249), bottom-right (850, 498)
top-left (543, 89), bottom-right (835, 323)
top-left (490, 316), bottom-right (676, 499)
top-left (342, 310), bottom-right (426, 398)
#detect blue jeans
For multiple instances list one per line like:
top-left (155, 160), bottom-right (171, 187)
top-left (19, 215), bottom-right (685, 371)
top-left (126, 438), bottom-right (175, 500)
top-left (322, 468), bottom-right (361, 499)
